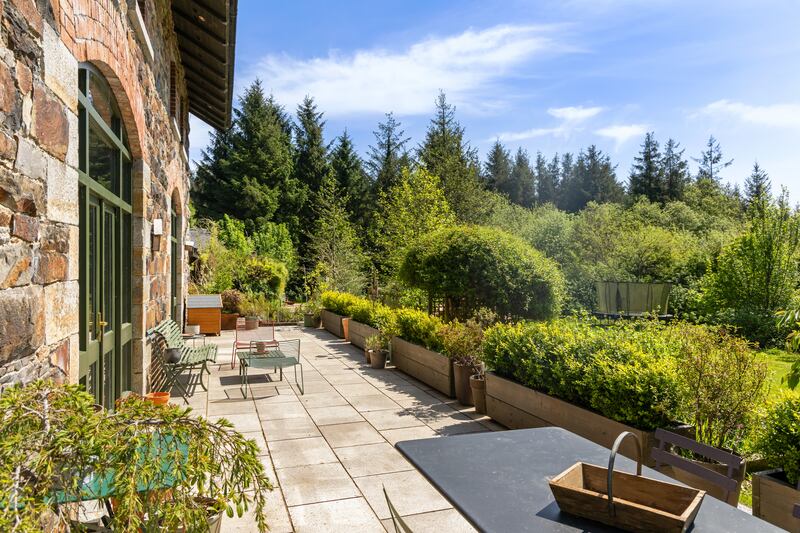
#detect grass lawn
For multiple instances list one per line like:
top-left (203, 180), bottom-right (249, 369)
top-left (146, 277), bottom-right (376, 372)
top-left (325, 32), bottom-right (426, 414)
top-left (759, 347), bottom-right (798, 400)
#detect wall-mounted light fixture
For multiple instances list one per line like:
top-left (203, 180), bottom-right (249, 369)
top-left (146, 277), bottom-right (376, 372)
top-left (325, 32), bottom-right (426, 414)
top-left (151, 218), bottom-right (163, 252)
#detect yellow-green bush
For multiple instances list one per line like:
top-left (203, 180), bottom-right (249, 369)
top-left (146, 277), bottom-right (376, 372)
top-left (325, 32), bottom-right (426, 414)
top-left (753, 393), bottom-right (800, 485)
top-left (394, 308), bottom-right (444, 352)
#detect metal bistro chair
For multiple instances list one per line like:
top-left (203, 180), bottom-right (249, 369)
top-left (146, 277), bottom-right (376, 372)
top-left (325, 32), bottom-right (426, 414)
top-left (238, 338), bottom-right (303, 398)
top-left (651, 428), bottom-right (743, 506)
top-left (231, 317), bottom-right (277, 369)
top-left (383, 486), bottom-right (414, 533)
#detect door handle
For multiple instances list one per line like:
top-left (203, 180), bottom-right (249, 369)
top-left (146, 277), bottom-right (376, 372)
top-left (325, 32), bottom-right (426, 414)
top-left (96, 312), bottom-right (108, 335)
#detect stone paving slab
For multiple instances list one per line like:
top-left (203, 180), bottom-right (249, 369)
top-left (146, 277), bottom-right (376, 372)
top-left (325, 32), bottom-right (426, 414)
top-left (174, 325), bottom-right (496, 531)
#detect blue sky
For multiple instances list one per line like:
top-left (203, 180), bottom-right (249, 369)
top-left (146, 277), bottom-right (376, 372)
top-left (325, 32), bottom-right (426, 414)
top-left (189, 0), bottom-right (800, 197)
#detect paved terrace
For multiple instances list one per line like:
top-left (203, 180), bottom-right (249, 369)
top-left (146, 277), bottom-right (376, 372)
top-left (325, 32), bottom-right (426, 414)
top-left (173, 326), bottom-right (503, 532)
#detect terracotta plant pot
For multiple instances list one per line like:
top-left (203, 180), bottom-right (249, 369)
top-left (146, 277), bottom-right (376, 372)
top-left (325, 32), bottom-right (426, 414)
top-left (753, 469), bottom-right (800, 532)
top-left (145, 392), bottom-right (170, 406)
top-left (342, 317), bottom-right (350, 341)
top-left (453, 363), bottom-right (473, 406)
top-left (370, 350), bottom-right (388, 369)
top-left (221, 313), bottom-right (239, 330)
top-left (470, 375), bottom-right (486, 414)
top-left (255, 341), bottom-right (271, 354)
top-left (244, 316), bottom-right (259, 330)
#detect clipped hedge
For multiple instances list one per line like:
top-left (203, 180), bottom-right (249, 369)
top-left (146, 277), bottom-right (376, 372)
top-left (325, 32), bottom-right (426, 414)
top-left (320, 291), bottom-right (362, 317)
top-left (399, 225), bottom-right (566, 320)
top-left (394, 308), bottom-right (444, 352)
top-left (483, 319), bottom-right (685, 430)
top-left (754, 393), bottom-right (800, 486)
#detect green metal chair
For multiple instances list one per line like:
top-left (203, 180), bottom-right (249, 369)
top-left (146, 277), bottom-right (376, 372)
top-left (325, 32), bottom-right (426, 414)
top-left (383, 486), bottom-right (414, 533)
top-left (150, 319), bottom-right (217, 402)
top-left (237, 338), bottom-right (304, 398)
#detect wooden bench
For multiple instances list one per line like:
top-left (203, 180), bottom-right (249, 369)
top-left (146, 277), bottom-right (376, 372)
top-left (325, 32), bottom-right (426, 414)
top-left (150, 319), bottom-right (217, 402)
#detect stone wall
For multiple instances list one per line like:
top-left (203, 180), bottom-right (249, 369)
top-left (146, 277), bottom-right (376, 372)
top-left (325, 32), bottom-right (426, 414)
top-left (0, 0), bottom-right (192, 393)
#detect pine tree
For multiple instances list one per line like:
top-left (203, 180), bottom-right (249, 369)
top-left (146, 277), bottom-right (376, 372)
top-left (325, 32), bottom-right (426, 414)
top-left (556, 152), bottom-right (575, 211)
top-left (418, 91), bottom-right (485, 222)
top-left (506, 148), bottom-right (535, 207)
top-left (329, 130), bottom-right (371, 227)
top-left (563, 145), bottom-right (622, 211)
top-left (483, 140), bottom-right (512, 191)
top-left (693, 135), bottom-right (733, 183)
top-left (536, 153), bottom-right (559, 206)
top-left (661, 138), bottom-right (690, 201)
top-left (308, 172), bottom-right (365, 294)
top-left (366, 113), bottom-right (411, 192)
top-left (193, 80), bottom-right (299, 234)
top-left (744, 161), bottom-right (772, 209)
top-left (628, 132), bottom-right (665, 202)
top-left (294, 96), bottom-right (329, 195)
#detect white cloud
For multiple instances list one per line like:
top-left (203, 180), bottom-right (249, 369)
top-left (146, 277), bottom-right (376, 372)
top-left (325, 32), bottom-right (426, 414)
top-left (700, 99), bottom-right (800, 128)
top-left (548, 105), bottom-right (603, 122)
top-left (495, 105), bottom-right (603, 141)
top-left (595, 123), bottom-right (647, 146)
top-left (248, 24), bottom-right (567, 116)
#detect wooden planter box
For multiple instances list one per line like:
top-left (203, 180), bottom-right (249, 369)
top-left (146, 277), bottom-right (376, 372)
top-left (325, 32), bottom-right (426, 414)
top-left (485, 372), bottom-right (691, 466)
top-left (753, 469), bottom-right (800, 532)
top-left (321, 309), bottom-right (347, 338)
top-left (221, 313), bottom-right (239, 330)
top-left (391, 337), bottom-right (454, 397)
top-left (349, 320), bottom-right (378, 350)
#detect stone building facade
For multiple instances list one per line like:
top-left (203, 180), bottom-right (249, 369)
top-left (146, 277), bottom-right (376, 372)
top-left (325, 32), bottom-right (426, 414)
top-left (0, 0), bottom-right (237, 406)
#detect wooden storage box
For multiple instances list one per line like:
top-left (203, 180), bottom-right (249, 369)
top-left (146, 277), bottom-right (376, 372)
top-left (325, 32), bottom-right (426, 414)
top-left (186, 294), bottom-right (222, 335)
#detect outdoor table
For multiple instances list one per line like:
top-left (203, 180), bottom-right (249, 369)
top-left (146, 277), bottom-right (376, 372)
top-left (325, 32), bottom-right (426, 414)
top-left (236, 339), bottom-right (303, 397)
top-left (395, 427), bottom-right (781, 532)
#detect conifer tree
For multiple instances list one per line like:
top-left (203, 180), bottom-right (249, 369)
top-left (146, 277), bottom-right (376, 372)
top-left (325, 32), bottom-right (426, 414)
top-left (483, 140), bottom-right (512, 191)
top-left (418, 92), bottom-right (485, 222)
top-left (193, 80), bottom-right (299, 234)
top-left (562, 146), bottom-right (622, 211)
top-left (330, 130), bottom-right (371, 227)
top-left (744, 162), bottom-right (772, 209)
top-left (693, 135), bottom-right (733, 183)
top-left (628, 132), bottom-right (665, 202)
top-left (366, 113), bottom-right (411, 192)
top-left (536, 153), bottom-right (559, 206)
top-left (308, 172), bottom-right (365, 294)
top-left (294, 96), bottom-right (329, 195)
top-left (661, 138), bottom-right (690, 201)
top-left (556, 152), bottom-right (575, 210)
top-left (507, 148), bottom-right (535, 207)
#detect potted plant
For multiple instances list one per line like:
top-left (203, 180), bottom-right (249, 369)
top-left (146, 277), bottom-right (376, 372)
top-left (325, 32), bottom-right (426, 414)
top-left (0, 381), bottom-right (274, 532)
top-left (752, 393), bottom-right (800, 530)
top-left (365, 333), bottom-right (391, 369)
top-left (470, 365), bottom-right (486, 414)
top-left (240, 296), bottom-right (260, 330)
top-left (221, 289), bottom-right (244, 330)
top-left (440, 319), bottom-right (484, 407)
top-left (303, 300), bottom-right (322, 328)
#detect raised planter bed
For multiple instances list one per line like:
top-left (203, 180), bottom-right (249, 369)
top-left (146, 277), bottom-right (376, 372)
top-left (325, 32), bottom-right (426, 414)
top-left (348, 320), bottom-right (378, 350)
top-left (391, 336), bottom-right (454, 397)
top-left (321, 309), bottom-right (347, 338)
top-left (485, 372), bottom-right (691, 466)
top-left (753, 469), bottom-right (800, 532)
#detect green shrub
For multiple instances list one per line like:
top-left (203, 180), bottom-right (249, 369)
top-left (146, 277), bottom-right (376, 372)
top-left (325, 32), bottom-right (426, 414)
top-left (754, 393), bottom-right (800, 486)
top-left (320, 291), bottom-right (362, 316)
top-left (394, 308), bottom-right (444, 352)
top-left (221, 289), bottom-right (244, 314)
top-left (235, 256), bottom-right (288, 299)
top-left (399, 225), bottom-right (565, 320)
top-left (439, 319), bottom-right (483, 371)
top-left (482, 319), bottom-right (685, 430)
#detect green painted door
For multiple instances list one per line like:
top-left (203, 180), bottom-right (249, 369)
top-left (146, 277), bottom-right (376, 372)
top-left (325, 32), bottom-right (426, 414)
top-left (77, 64), bottom-right (133, 409)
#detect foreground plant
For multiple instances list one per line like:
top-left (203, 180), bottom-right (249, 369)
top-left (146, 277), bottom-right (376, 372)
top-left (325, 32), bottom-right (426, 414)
top-left (0, 381), bottom-right (273, 532)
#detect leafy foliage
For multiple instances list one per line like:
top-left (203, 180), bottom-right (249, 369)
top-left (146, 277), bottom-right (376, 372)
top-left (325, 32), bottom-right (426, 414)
top-left (0, 382), bottom-right (273, 532)
top-left (439, 318), bottom-right (484, 372)
top-left (400, 225), bottom-right (565, 320)
top-left (753, 393), bottom-right (800, 486)
top-left (394, 308), bottom-right (445, 352)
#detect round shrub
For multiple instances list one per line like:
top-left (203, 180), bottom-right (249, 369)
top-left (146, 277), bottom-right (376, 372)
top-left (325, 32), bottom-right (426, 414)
top-left (399, 226), bottom-right (565, 320)
top-left (754, 393), bottom-right (800, 486)
top-left (235, 256), bottom-right (288, 299)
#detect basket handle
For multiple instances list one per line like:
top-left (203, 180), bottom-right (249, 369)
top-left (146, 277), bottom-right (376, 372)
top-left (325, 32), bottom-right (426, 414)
top-left (607, 431), bottom-right (643, 516)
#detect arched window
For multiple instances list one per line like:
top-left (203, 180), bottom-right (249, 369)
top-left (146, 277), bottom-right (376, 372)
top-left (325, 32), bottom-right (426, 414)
top-left (77, 64), bottom-right (133, 409)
